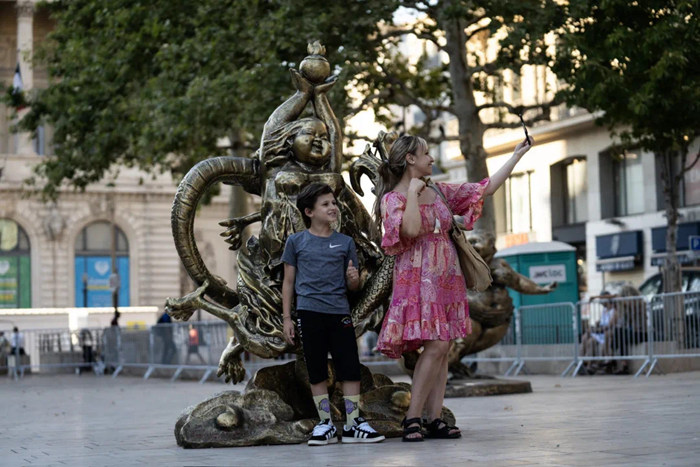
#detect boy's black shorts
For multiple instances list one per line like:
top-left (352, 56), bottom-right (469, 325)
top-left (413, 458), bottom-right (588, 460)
top-left (297, 310), bottom-right (361, 384)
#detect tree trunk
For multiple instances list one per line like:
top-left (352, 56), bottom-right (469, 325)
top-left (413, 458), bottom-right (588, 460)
top-left (440, 11), bottom-right (494, 234)
top-left (661, 149), bottom-right (682, 294)
top-left (660, 149), bottom-right (684, 347)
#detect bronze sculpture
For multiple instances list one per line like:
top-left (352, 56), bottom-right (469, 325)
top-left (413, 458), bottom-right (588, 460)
top-left (166, 42), bottom-right (391, 385)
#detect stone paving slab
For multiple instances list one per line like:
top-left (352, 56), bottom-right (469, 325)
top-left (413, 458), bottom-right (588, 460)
top-left (1, 371), bottom-right (700, 466)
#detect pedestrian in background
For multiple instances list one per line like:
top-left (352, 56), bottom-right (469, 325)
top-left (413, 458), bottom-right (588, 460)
top-left (79, 328), bottom-right (94, 374)
top-left (157, 312), bottom-right (176, 365)
top-left (185, 324), bottom-right (206, 365)
top-left (10, 326), bottom-right (25, 355)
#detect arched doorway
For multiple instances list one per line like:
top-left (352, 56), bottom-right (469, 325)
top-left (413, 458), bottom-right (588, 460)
top-left (0, 219), bottom-right (31, 308)
top-left (74, 221), bottom-right (130, 307)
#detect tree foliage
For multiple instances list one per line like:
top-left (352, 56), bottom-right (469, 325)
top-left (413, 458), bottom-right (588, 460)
top-left (554, 0), bottom-right (700, 292)
top-left (9, 0), bottom-right (398, 198)
top-left (555, 0), bottom-right (700, 152)
top-left (8, 0), bottom-right (565, 232)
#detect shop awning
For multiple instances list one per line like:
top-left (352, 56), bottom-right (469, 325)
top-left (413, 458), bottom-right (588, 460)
top-left (651, 221), bottom-right (700, 252)
top-left (595, 230), bottom-right (643, 272)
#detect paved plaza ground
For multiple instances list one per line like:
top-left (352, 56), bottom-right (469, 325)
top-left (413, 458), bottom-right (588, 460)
top-left (1, 370), bottom-right (699, 466)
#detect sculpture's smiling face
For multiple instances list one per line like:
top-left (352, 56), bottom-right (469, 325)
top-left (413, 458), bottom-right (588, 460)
top-left (292, 119), bottom-right (331, 166)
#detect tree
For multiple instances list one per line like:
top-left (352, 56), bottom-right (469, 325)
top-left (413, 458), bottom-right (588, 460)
top-left (348, 0), bottom-right (566, 233)
top-left (7, 0), bottom-right (566, 238)
top-left (554, 0), bottom-right (700, 293)
top-left (6, 0), bottom-right (398, 199)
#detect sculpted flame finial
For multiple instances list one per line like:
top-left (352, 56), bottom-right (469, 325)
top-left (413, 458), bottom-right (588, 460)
top-left (307, 40), bottom-right (326, 56)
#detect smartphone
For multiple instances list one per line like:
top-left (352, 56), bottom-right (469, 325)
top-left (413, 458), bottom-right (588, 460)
top-left (518, 114), bottom-right (531, 145)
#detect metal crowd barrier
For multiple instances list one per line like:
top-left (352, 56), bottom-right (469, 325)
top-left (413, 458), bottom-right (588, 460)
top-left (513, 302), bottom-right (579, 377)
top-left (460, 309), bottom-right (520, 376)
top-left (646, 291), bottom-right (700, 373)
top-left (1, 326), bottom-right (109, 380)
top-left (3, 320), bottom-right (398, 384)
top-left (6, 291), bottom-right (700, 382)
top-left (460, 291), bottom-right (700, 379)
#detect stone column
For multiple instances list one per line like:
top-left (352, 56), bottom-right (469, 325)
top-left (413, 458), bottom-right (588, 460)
top-left (15, 1), bottom-right (35, 155)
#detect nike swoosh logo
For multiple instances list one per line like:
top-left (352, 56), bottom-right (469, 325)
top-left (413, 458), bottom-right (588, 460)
top-left (329, 244), bottom-right (341, 248)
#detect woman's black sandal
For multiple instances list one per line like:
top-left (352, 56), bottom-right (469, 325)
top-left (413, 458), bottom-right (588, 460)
top-left (424, 418), bottom-right (461, 439)
top-left (401, 417), bottom-right (424, 442)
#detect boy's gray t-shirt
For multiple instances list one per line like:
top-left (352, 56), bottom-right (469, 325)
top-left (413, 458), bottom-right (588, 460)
top-left (281, 230), bottom-right (359, 315)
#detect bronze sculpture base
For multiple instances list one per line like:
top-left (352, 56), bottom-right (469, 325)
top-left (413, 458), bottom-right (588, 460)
top-left (175, 359), bottom-right (456, 448)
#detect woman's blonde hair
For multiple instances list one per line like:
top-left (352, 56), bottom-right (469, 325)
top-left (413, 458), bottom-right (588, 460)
top-left (372, 134), bottom-right (428, 225)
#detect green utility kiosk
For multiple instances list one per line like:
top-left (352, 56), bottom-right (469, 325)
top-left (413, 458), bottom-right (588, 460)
top-left (495, 241), bottom-right (580, 344)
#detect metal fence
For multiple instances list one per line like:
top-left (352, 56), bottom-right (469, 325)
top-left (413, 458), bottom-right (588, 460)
top-left (1, 320), bottom-right (398, 383)
top-left (4, 290), bottom-right (700, 382)
top-left (463, 291), bottom-right (700, 379)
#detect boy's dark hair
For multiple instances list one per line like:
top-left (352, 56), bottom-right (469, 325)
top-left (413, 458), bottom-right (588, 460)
top-left (297, 183), bottom-right (334, 228)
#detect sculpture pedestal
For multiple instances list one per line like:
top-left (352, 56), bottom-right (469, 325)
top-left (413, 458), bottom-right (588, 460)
top-left (175, 359), bottom-right (455, 448)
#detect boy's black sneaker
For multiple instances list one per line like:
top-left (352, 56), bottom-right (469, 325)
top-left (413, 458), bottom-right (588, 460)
top-left (341, 417), bottom-right (385, 443)
top-left (308, 419), bottom-right (339, 446)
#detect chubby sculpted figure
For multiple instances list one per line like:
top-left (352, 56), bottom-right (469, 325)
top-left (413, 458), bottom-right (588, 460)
top-left (257, 68), bottom-right (344, 276)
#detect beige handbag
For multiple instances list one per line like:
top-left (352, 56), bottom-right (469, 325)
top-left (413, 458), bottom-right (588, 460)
top-left (431, 184), bottom-right (493, 292)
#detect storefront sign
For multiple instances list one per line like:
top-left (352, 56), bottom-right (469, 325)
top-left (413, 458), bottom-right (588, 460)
top-left (596, 258), bottom-right (636, 272)
top-left (528, 264), bottom-right (567, 283)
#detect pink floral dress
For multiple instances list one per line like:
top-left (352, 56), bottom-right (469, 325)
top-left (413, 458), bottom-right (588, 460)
top-left (376, 179), bottom-right (489, 359)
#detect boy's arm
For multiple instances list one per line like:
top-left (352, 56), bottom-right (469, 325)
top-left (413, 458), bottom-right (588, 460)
top-left (282, 263), bottom-right (296, 344)
top-left (346, 260), bottom-right (360, 291)
top-left (282, 264), bottom-right (296, 319)
top-left (345, 240), bottom-right (360, 291)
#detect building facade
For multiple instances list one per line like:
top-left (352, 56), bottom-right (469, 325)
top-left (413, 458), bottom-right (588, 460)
top-left (474, 113), bottom-right (700, 298)
top-left (0, 1), bottom-right (238, 325)
top-left (371, 24), bottom-right (700, 299)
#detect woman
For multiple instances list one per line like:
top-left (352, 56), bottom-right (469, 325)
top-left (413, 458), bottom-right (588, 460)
top-left (373, 134), bottom-right (533, 441)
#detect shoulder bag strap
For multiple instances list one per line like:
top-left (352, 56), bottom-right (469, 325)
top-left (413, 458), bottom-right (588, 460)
top-left (428, 182), bottom-right (462, 232)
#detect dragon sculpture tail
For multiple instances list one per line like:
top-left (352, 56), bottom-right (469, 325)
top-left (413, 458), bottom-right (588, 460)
top-left (171, 156), bottom-right (260, 309)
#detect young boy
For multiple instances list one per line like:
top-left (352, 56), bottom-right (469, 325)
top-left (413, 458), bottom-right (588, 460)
top-left (281, 183), bottom-right (385, 446)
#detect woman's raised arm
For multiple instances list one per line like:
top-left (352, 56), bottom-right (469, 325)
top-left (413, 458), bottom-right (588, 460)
top-left (485, 137), bottom-right (534, 196)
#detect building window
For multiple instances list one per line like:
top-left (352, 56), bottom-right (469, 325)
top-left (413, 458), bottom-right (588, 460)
top-left (33, 125), bottom-right (45, 156)
top-left (683, 161), bottom-right (700, 206)
top-left (565, 158), bottom-right (588, 223)
top-left (613, 151), bottom-right (644, 216)
top-left (551, 157), bottom-right (588, 227)
top-left (74, 221), bottom-right (129, 307)
top-left (505, 171), bottom-right (533, 233)
top-left (0, 219), bottom-right (31, 308)
top-left (654, 152), bottom-right (700, 209)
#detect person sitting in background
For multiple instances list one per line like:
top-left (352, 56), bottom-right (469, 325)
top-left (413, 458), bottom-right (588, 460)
top-left (580, 292), bottom-right (615, 374)
top-left (608, 285), bottom-right (647, 375)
